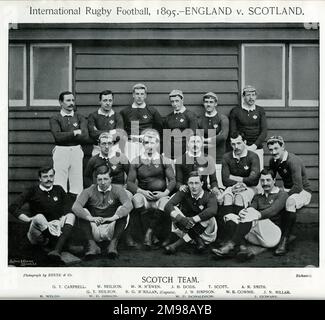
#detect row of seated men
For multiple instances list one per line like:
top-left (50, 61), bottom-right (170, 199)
top-left (9, 128), bottom-right (312, 265)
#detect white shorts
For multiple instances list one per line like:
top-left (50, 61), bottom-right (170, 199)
top-left (245, 219), bottom-right (282, 248)
top-left (124, 141), bottom-right (144, 163)
top-left (221, 186), bottom-right (257, 208)
top-left (171, 207), bottom-right (217, 244)
top-left (285, 189), bottom-right (312, 210)
top-left (27, 214), bottom-right (70, 245)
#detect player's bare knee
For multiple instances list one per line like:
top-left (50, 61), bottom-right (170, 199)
top-left (234, 194), bottom-right (244, 206)
top-left (286, 197), bottom-right (297, 212)
top-left (66, 213), bottom-right (76, 225)
top-left (223, 194), bottom-right (233, 205)
top-left (132, 193), bottom-right (144, 208)
top-left (33, 213), bottom-right (47, 225)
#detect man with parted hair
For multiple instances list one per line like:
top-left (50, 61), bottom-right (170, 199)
top-left (49, 91), bottom-right (89, 196)
top-left (198, 92), bottom-right (229, 189)
top-left (9, 166), bottom-right (76, 264)
top-left (163, 89), bottom-right (198, 160)
top-left (126, 129), bottom-right (176, 248)
top-left (212, 168), bottom-right (286, 261)
top-left (72, 165), bottom-right (132, 259)
top-left (120, 83), bottom-right (163, 161)
top-left (164, 171), bottom-right (218, 254)
top-left (267, 135), bottom-right (312, 255)
top-left (87, 90), bottom-right (125, 156)
top-left (229, 85), bottom-right (267, 170)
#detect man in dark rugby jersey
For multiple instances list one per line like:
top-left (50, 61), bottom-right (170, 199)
top-left (87, 90), bottom-right (125, 156)
top-left (9, 167), bottom-right (76, 264)
top-left (164, 171), bottom-right (218, 254)
top-left (120, 83), bottom-right (163, 162)
top-left (73, 165), bottom-right (132, 259)
top-left (49, 91), bottom-right (89, 196)
top-left (127, 129), bottom-right (176, 248)
top-left (267, 136), bottom-right (312, 255)
top-left (198, 92), bottom-right (229, 189)
top-left (229, 85), bottom-right (267, 170)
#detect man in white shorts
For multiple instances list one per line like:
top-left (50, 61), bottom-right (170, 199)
top-left (267, 135), bottom-right (312, 255)
top-left (9, 167), bottom-right (76, 264)
top-left (212, 169), bottom-right (287, 261)
top-left (72, 165), bottom-right (133, 259)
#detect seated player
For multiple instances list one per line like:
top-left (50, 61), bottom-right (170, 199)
top-left (126, 129), bottom-right (176, 248)
top-left (72, 165), bottom-right (133, 259)
top-left (164, 171), bottom-right (218, 254)
top-left (218, 131), bottom-right (260, 222)
top-left (267, 136), bottom-right (312, 255)
top-left (9, 166), bottom-right (76, 264)
top-left (212, 169), bottom-right (287, 261)
top-left (84, 132), bottom-right (130, 189)
top-left (175, 134), bottom-right (221, 198)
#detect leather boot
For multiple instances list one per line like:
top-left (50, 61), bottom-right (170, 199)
top-left (211, 240), bottom-right (236, 258)
top-left (194, 236), bottom-right (206, 253)
top-left (85, 240), bottom-right (101, 259)
top-left (274, 236), bottom-right (289, 256)
top-left (107, 239), bottom-right (118, 259)
top-left (164, 238), bottom-right (186, 255)
top-left (143, 228), bottom-right (153, 249)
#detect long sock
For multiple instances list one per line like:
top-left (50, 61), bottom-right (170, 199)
top-left (152, 209), bottom-right (171, 242)
top-left (223, 221), bottom-right (238, 241)
top-left (78, 219), bottom-right (94, 241)
top-left (112, 217), bottom-right (127, 241)
top-left (281, 211), bottom-right (297, 238)
top-left (217, 205), bottom-right (234, 240)
top-left (54, 224), bottom-right (73, 253)
top-left (129, 207), bottom-right (145, 242)
top-left (231, 222), bottom-right (253, 245)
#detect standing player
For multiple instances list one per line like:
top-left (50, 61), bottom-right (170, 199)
top-left (127, 129), bottom-right (176, 248)
top-left (229, 85), bottom-right (267, 170)
top-left (163, 89), bottom-right (198, 160)
top-left (72, 165), bottom-right (132, 259)
top-left (49, 91), bottom-right (88, 196)
top-left (87, 90), bottom-right (124, 156)
top-left (120, 83), bottom-right (163, 161)
top-left (9, 167), bottom-right (76, 264)
top-left (267, 136), bottom-right (312, 255)
top-left (164, 171), bottom-right (218, 254)
top-left (198, 92), bottom-right (229, 189)
top-left (212, 169), bottom-right (286, 261)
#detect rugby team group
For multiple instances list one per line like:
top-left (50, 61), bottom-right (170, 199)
top-left (9, 83), bottom-right (312, 264)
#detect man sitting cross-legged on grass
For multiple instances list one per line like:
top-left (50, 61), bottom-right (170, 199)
top-left (212, 169), bottom-right (287, 261)
top-left (72, 165), bottom-right (133, 259)
top-left (9, 166), bottom-right (76, 265)
top-left (163, 171), bottom-right (218, 254)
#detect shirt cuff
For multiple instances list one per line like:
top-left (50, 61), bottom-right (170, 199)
top-left (192, 215), bottom-right (201, 223)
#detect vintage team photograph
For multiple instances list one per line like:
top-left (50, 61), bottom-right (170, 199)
top-left (7, 22), bottom-right (319, 268)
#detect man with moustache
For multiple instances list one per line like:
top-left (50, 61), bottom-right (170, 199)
top-left (9, 167), bottom-right (76, 264)
top-left (120, 83), bottom-right (163, 161)
top-left (212, 169), bottom-right (286, 261)
top-left (49, 91), bottom-right (88, 196)
top-left (198, 92), bottom-right (229, 189)
top-left (229, 86), bottom-right (267, 170)
top-left (87, 90), bottom-right (124, 156)
top-left (164, 171), bottom-right (218, 254)
top-left (267, 136), bottom-right (312, 255)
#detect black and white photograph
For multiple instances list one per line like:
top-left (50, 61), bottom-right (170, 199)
top-left (1, 0), bottom-right (324, 300)
top-left (7, 22), bottom-right (319, 268)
